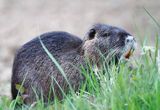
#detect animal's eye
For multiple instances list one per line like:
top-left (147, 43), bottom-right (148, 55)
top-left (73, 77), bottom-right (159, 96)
top-left (103, 32), bottom-right (111, 37)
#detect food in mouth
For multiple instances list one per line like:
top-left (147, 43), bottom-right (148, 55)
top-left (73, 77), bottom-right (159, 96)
top-left (124, 48), bottom-right (134, 59)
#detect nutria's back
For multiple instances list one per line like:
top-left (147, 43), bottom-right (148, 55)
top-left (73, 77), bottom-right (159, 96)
top-left (12, 31), bottom-right (84, 104)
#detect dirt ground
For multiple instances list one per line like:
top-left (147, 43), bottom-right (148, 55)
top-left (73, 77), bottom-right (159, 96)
top-left (0, 0), bottom-right (160, 97)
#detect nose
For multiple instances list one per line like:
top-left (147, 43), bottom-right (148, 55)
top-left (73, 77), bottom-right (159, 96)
top-left (125, 36), bottom-right (135, 43)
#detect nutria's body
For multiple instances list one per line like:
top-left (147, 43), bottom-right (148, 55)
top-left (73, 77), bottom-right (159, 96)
top-left (11, 24), bottom-right (136, 104)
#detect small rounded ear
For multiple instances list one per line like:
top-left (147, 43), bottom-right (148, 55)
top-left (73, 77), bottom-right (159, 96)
top-left (88, 29), bottom-right (96, 40)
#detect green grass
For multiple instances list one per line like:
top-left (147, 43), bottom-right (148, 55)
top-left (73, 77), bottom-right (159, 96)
top-left (1, 43), bottom-right (159, 110)
top-left (0, 9), bottom-right (160, 110)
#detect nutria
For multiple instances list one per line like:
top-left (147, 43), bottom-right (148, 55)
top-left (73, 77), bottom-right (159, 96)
top-left (11, 23), bottom-right (136, 104)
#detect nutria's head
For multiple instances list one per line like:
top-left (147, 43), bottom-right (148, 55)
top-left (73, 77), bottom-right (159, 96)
top-left (81, 23), bottom-right (136, 64)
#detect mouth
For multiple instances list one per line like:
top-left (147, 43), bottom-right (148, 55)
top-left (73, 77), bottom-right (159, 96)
top-left (124, 48), bottom-right (135, 59)
top-left (122, 35), bottom-right (136, 60)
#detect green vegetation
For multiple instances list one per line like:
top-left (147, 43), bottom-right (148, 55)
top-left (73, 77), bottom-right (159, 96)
top-left (1, 43), bottom-right (159, 110)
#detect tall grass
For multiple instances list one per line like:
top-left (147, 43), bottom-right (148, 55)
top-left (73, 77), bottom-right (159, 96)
top-left (2, 41), bottom-right (159, 110)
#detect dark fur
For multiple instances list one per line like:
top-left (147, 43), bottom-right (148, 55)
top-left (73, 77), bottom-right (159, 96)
top-left (11, 24), bottom-right (132, 104)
